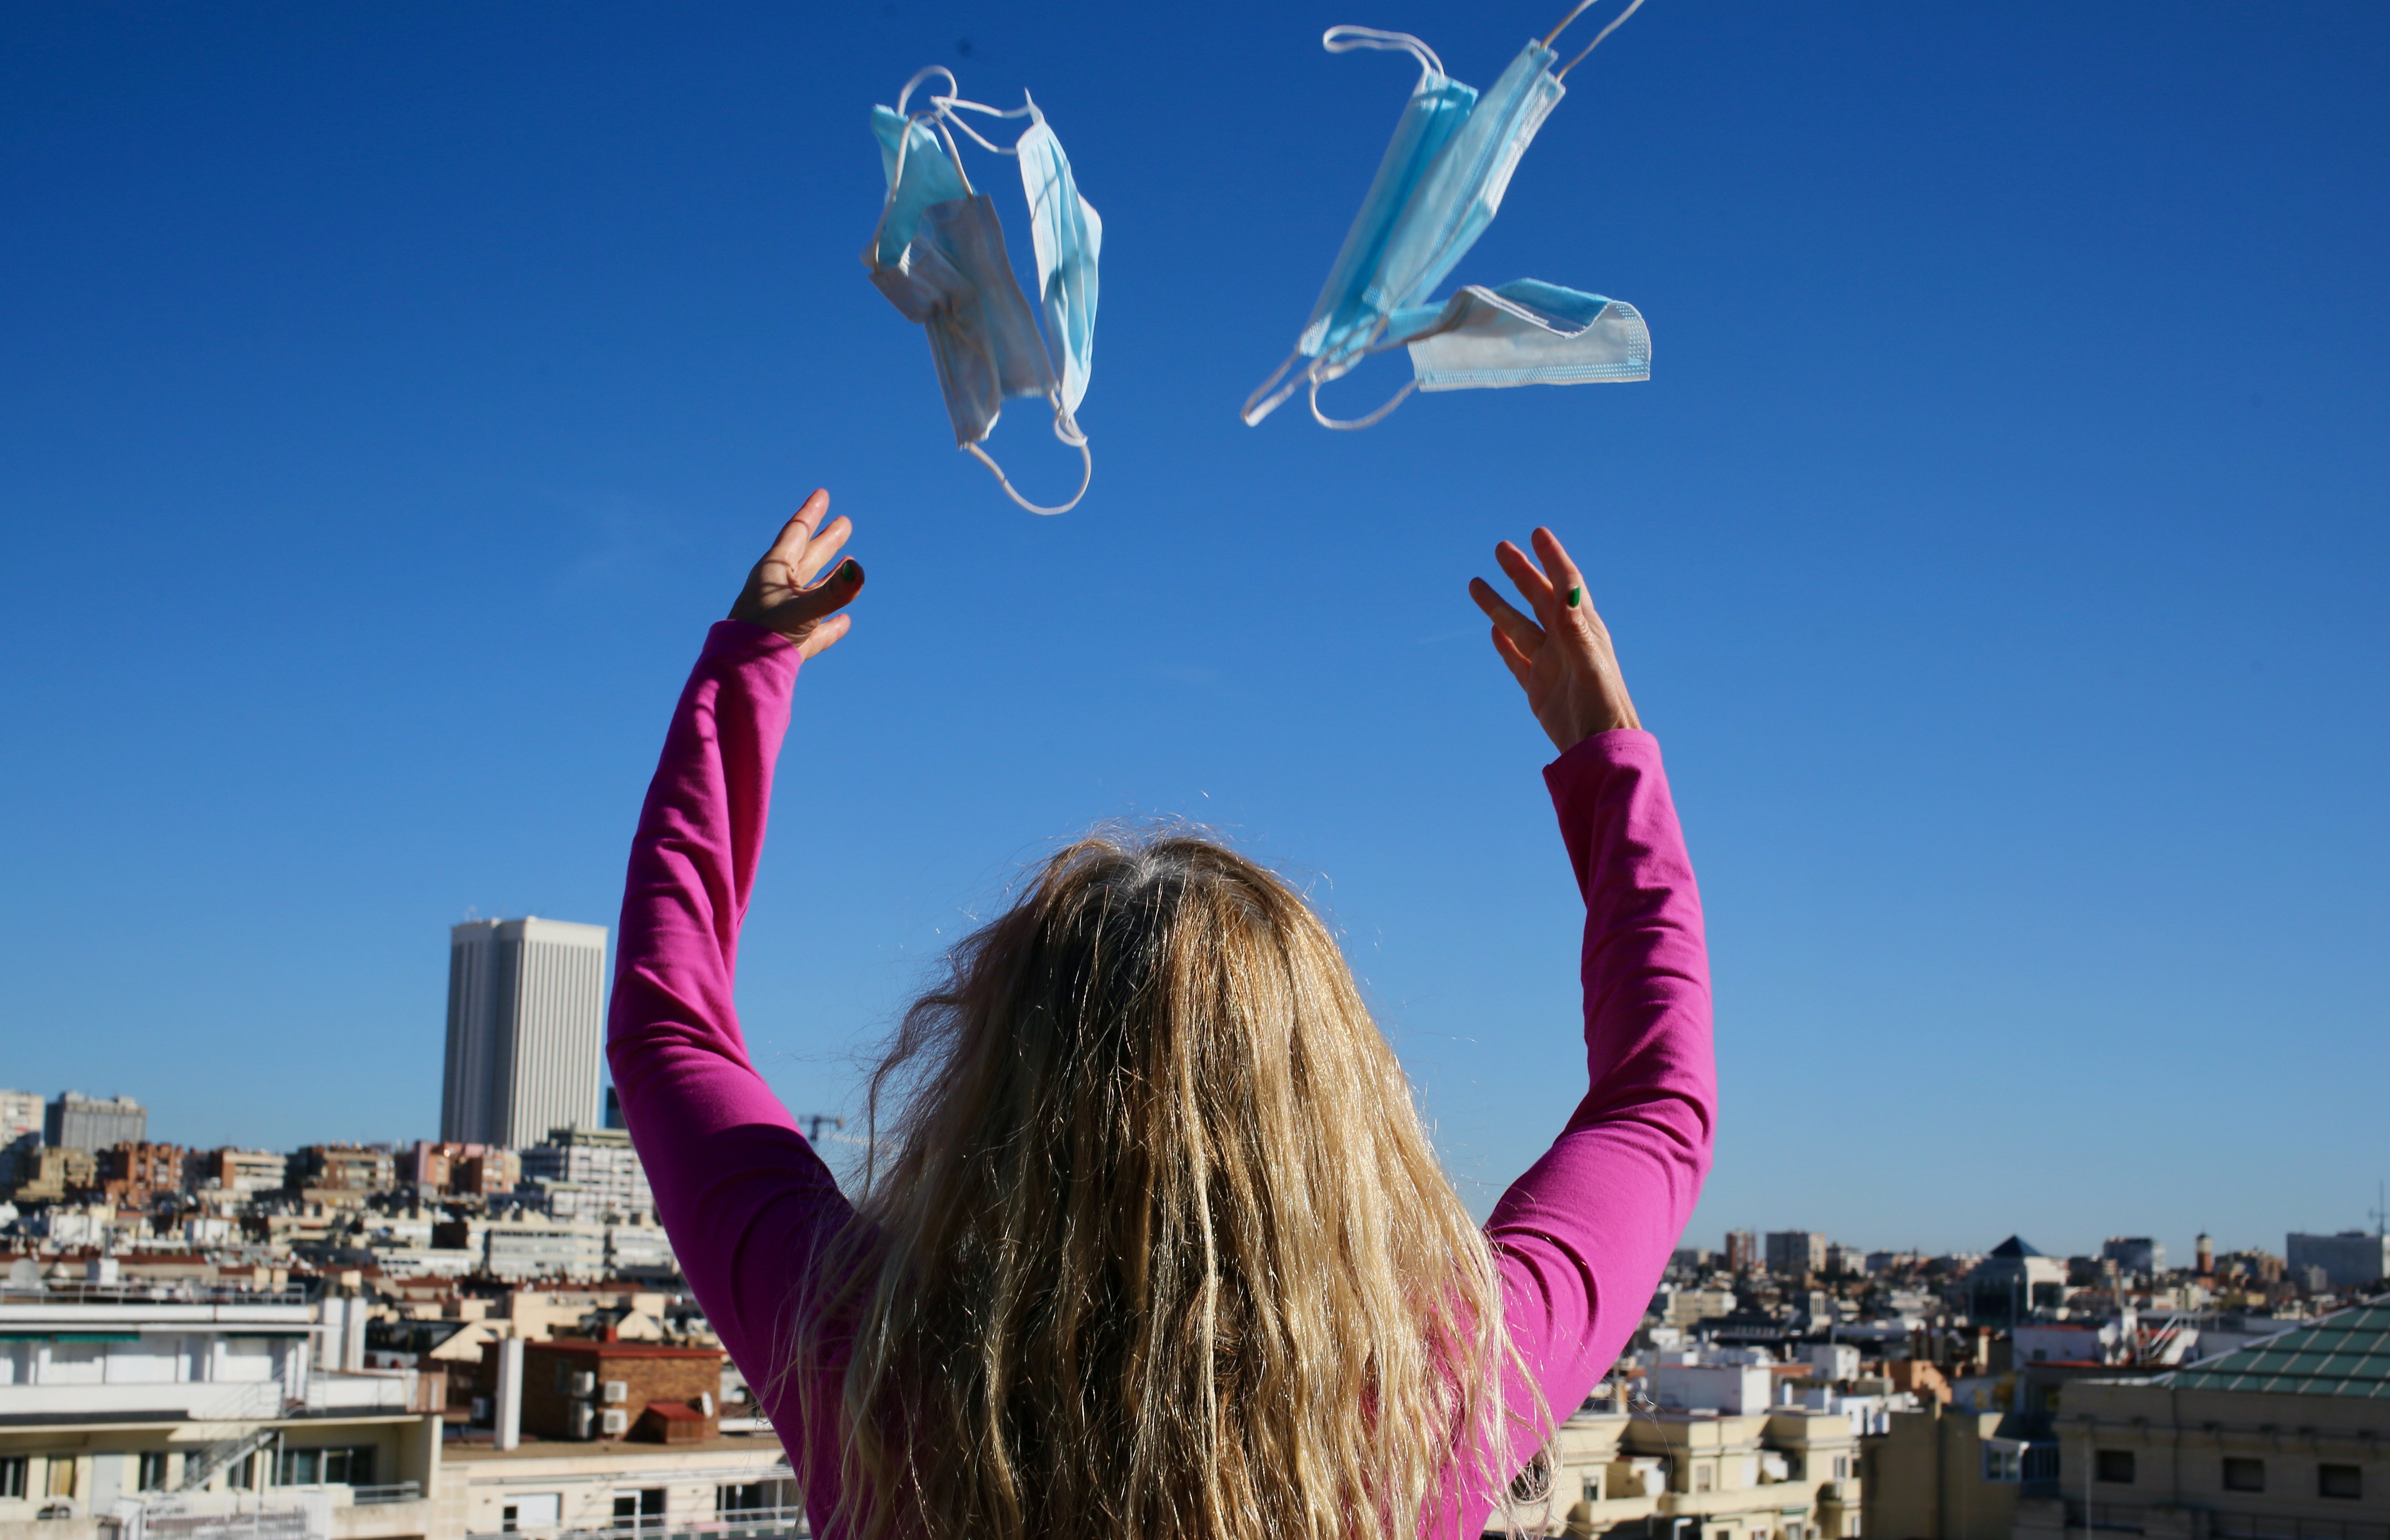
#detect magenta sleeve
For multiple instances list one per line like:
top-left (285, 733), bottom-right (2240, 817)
top-left (1447, 728), bottom-right (1717, 1535)
top-left (605, 621), bottom-right (853, 1494)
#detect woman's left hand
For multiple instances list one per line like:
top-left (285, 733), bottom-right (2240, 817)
top-left (729, 489), bottom-right (865, 659)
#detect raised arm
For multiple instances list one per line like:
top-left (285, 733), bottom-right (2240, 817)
top-left (607, 494), bottom-right (867, 1375)
top-left (1467, 530), bottom-right (1716, 1480)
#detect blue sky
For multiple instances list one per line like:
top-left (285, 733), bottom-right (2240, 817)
top-left (2, 2), bottom-right (2384, 1263)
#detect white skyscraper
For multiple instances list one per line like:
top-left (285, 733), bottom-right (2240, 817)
top-left (441, 918), bottom-right (608, 1147)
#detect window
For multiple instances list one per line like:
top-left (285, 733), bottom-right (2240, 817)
top-left (718, 1485), bottom-right (768, 1515)
top-left (2095, 1450), bottom-right (2136, 1486)
top-left (0, 1456), bottom-right (26, 1499)
top-left (2223, 1458), bottom-right (2264, 1494)
top-left (278, 1447), bottom-right (373, 1487)
top-left (227, 1452), bottom-right (256, 1491)
top-left (503, 1495), bottom-right (561, 1533)
top-left (1786, 1454), bottom-right (1806, 1480)
top-left (137, 1453), bottom-right (171, 1492)
top-left (2318, 1465), bottom-right (2361, 1500)
top-left (1984, 1446), bottom-right (2022, 1483)
top-left (47, 1456), bottom-right (77, 1499)
top-left (613, 1490), bottom-right (665, 1530)
top-left (1694, 1464), bottom-right (1714, 1493)
top-left (1833, 1455), bottom-right (1852, 1481)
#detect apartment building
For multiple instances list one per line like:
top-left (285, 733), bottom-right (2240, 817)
top-left (97, 1142), bottom-right (186, 1207)
top-left (2013, 1301), bottom-right (2390, 1540)
top-left (190, 1148), bottom-right (292, 1196)
top-left (289, 1146), bottom-right (398, 1197)
top-left (0, 1276), bottom-right (440, 1540)
top-left (0, 1275), bottom-right (790, 1540)
top-left (1526, 1397), bottom-right (1863, 1540)
top-left (518, 1129), bottom-right (652, 1223)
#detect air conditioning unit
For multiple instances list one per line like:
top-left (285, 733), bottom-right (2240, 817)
top-left (601, 1380), bottom-right (629, 1405)
top-left (569, 1371), bottom-right (597, 1397)
top-left (601, 1408), bottom-right (629, 1436)
top-left (571, 1402), bottom-right (595, 1440)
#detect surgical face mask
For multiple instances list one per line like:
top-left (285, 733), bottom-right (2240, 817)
top-left (865, 67), bottom-right (1101, 514)
top-left (1244, 0), bottom-right (1651, 430)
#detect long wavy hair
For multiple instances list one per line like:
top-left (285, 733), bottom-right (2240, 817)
top-left (792, 830), bottom-right (1535, 1540)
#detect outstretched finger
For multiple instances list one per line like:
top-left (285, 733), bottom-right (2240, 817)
top-left (793, 515), bottom-right (852, 587)
top-left (1489, 624), bottom-right (1533, 687)
top-left (766, 490), bottom-right (832, 564)
top-left (1529, 527), bottom-right (1588, 616)
top-left (1470, 576), bottom-right (1546, 653)
top-left (793, 612), bottom-right (852, 661)
top-left (1495, 540), bottom-right (1558, 622)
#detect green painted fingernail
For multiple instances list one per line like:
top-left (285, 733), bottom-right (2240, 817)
top-left (1567, 585), bottom-right (1582, 607)
top-left (843, 560), bottom-right (861, 582)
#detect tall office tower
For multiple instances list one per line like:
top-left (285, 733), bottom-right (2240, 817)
top-left (0, 1090), bottom-right (42, 1187)
top-left (45, 1092), bottom-right (147, 1153)
top-left (440, 918), bottom-right (608, 1147)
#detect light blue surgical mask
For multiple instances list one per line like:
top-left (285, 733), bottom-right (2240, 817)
top-left (865, 68), bottom-right (1100, 514)
top-left (1244, 0), bottom-right (1650, 430)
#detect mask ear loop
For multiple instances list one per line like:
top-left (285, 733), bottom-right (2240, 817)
top-left (1309, 373), bottom-right (1416, 430)
top-left (1543, 0), bottom-right (1646, 78)
top-left (1321, 25), bottom-right (1446, 82)
top-left (965, 398), bottom-right (1092, 516)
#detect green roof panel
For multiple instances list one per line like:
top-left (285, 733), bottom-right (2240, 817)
top-left (2169, 1302), bottom-right (2390, 1399)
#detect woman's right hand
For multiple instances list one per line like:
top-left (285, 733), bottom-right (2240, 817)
top-left (729, 490), bottom-right (864, 659)
top-left (1468, 527), bottom-right (1641, 755)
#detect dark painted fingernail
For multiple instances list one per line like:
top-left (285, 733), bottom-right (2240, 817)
top-left (842, 559), bottom-right (862, 582)
top-left (1567, 585), bottom-right (1582, 607)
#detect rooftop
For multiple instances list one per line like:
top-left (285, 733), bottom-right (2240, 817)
top-left (2167, 1300), bottom-right (2390, 1399)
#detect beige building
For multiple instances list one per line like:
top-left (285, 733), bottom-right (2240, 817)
top-left (1862, 1402), bottom-right (2036, 1540)
top-left (2012, 1301), bottom-right (2390, 1540)
top-left (1518, 1399), bottom-right (1863, 1540)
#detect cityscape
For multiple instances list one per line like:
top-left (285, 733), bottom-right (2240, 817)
top-left (4, 917), bottom-right (2387, 1540)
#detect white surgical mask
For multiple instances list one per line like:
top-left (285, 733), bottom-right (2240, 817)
top-left (865, 67), bottom-right (1101, 514)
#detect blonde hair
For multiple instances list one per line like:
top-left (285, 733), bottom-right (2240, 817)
top-left (795, 831), bottom-right (1535, 1540)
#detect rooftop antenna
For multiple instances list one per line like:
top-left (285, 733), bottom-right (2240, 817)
top-left (2372, 1180), bottom-right (2387, 1239)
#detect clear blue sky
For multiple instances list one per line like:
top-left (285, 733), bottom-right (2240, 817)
top-left (4, 2), bottom-right (2385, 1264)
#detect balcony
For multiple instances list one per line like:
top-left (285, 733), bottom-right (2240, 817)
top-left (467, 1506), bottom-right (810, 1540)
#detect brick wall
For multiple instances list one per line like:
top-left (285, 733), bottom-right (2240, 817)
top-left (512, 1340), bottom-right (723, 1442)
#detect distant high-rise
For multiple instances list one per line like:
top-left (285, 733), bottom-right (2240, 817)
top-left (45, 1091), bottom-right (146, 1153)
top-left (441, 918), bottom-right (608, 1147)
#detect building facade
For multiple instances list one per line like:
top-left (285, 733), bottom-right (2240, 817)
top-left (1767, 1233), bottom-right (1831, 1278)
top-left (2284, 1231), bottom-right (2390, 1290)
top-left (519, 1128), bottom-right (653, 1222)
top-left (441, 918), bottom-right (608, 1148)
top-left (2011, 1302), bottom-right (2390, 1540)
top-left (44, 1093), bottom-right (146, 1154)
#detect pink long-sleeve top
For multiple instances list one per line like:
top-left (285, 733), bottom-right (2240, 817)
top-left (608, 621), bottom-right (1716, 1540)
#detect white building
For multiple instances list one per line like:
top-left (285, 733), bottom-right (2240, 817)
top-left (519, 1128), bottom-right (653, 1222)
top-left (1651, 1349), bottom-right (1779, 1415)
top-left (441, 918), bottom-right (607, 1148)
